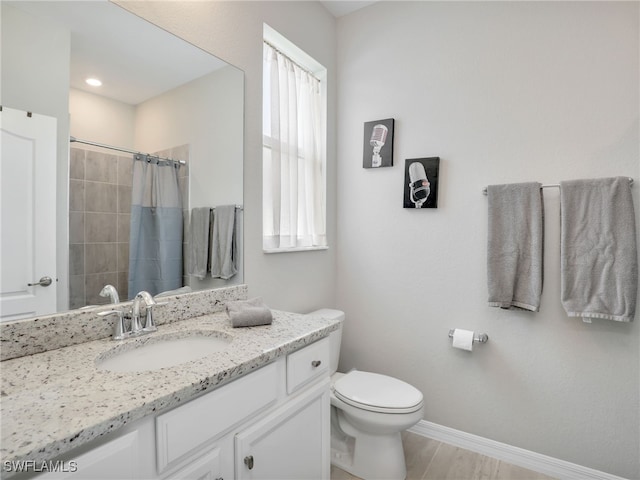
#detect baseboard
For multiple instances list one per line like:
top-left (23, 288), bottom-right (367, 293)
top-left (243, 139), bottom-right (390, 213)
top-left (408, 420), bottom-right (628, 480)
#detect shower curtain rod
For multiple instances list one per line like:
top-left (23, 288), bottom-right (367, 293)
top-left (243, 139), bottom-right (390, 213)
top-left (482, 177), bottom-right (634, 195)
top-left (69, 136), bottom-right (186, 166)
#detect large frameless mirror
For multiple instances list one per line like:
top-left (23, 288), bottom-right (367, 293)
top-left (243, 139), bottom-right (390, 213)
top-left (1, 1), bottom-right (244, 320)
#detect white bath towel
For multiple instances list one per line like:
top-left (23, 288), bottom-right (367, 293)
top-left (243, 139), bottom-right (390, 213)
top-left (187, 207), bottom-right (211, 280)
top-left (487, 182), bottom-right (544, 311)
top-left (210, 205), bottom-right (238, 280)
top-left (560, 177), bottom-right (637, 322)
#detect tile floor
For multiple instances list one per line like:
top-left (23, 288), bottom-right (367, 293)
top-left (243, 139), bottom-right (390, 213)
top-left (330, 431), bottom-right (557, 480)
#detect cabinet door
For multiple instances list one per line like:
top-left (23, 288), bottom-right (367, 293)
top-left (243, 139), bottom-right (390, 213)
top-left (36, 430), bottom-right (140, 479)
top-left (165, 446), bottom-right (222, 480)
top-left (156, 361), bottom-right (279, 473)
top-left (235, 379), bottom-right (330, 480)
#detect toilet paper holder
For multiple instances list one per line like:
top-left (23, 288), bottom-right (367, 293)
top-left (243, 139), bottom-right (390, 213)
top-left (448, 329), bottom-right (489, 344)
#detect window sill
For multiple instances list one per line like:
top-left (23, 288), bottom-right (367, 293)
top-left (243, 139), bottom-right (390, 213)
top-left (263, 245), bottom-right (329, 254)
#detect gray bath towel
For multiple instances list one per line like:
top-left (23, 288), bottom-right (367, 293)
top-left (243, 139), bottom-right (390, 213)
top-left (226, 297), bottom-right (273, 328)
top-left (560, 177), bottom-right (637, 322)
top-left (487, 182), bottom-right (544, 311)
top-left (210, 205), bottom-right (238, 280)
top-left (188, 208), bottom-right (211, 280)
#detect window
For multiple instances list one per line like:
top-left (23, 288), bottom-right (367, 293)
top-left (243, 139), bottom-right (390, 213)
top-left (262, 25), bottom-right (327, 252)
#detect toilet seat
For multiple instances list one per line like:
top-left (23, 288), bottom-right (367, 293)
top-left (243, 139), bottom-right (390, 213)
top-left (333, 371), bottom-right (423, 414)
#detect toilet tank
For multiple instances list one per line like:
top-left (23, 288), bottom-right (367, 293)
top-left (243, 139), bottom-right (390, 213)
top-left (307, 309), bottom-right (344, 375)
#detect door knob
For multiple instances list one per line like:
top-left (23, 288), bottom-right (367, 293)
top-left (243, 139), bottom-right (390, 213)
top-left (244, 455), bottom-right (254, 470)
top-left (311, 360), bottom-right (322, 367)
top-left (28, 276), bottom-right (52, 287)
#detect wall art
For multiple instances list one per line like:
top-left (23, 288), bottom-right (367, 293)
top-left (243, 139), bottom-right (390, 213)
top-left (363, 118), bottom-right (394, 168)
top-left (403, 157), bottom-right (440, 208)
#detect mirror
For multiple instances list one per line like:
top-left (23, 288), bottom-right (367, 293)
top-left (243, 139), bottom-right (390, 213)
top-left (1, 1), bottom-right (244, 318)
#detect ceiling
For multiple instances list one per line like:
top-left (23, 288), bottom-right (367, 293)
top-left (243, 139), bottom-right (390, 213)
top-left (320, 1), bottom-right (378, 17)
top-left (7, 1), bottom-right (227, 105)
top-left (7, 0), bottom-right (375, 105)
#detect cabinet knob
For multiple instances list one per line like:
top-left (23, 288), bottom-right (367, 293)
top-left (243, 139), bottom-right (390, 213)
top-left (244, 455), bottom-right (254, 470)
top-left (311, 360), bottom-right (322, 367)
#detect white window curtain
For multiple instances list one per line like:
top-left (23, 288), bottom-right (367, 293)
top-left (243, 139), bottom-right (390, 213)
top-left (263, 42), bottom-right (326, 250)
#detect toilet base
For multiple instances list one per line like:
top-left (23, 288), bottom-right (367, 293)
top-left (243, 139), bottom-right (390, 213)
top-left (330, 419), bottom-right (407, 480)
top-left (328, 370), bottom-right (423, 480)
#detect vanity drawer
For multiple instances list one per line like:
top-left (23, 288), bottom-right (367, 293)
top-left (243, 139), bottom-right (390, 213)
top-left (286, 337), bottom-right (330, 394)
top-left (156, 361), bottom-right (278, 473)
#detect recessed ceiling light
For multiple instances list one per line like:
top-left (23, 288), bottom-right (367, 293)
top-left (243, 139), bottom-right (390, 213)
top-left (85, 78), bottom-right (102, 87)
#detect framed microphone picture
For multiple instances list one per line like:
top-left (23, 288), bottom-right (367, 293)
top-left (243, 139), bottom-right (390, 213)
top-left (403, 157), bottom-right (440, 208)
top-left (363, 118), bottom-right (394, 168)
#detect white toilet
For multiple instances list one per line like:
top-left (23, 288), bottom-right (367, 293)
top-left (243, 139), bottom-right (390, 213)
top-left (310, 309), bottom-right (424, 480)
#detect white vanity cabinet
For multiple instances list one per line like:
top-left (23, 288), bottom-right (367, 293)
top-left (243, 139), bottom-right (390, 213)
top-left (33, 337), bottom-right (331, 480)
top-left (156, 361), bottom-right (281, 476)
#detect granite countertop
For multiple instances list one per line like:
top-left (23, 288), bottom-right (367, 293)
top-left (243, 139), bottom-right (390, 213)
top-left (0, 309), bottom-right (340, 466)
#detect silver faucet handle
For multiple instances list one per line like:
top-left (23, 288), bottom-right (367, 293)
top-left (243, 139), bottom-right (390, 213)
top-left (129, 306), bottom-right (144, 335)
top-left (143, 300), bottom-right (169, 332)
top-left (143, 305), bottom-right (157, 332)
top-left (97, 309), bottom-right (127, 340)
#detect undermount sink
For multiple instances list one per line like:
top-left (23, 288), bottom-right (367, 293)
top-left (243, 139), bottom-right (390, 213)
top-left (96, 331), bottom-right (232, 373)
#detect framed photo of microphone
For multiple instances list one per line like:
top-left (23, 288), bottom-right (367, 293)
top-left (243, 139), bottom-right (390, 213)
top-left (363, 118), bottom-right (394, 168)
top-left (403, 157), bottom-right (440, 209)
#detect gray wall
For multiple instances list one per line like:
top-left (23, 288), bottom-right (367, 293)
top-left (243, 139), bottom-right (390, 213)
top-left (335, 2), bottom-right (639, 478)
top-left (118, 1), bottom-right (338, 313)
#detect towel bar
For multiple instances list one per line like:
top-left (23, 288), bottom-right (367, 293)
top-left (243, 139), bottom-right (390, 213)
top-left (448, 329), bottom-right (489, 344)
top-left (481, 177), bottom-right (634, 195)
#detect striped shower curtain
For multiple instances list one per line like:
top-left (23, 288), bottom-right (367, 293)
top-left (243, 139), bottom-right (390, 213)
top-left (128, 154), bottom-right (183, 298)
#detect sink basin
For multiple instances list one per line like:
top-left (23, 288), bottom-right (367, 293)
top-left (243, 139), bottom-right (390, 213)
top-left (96, 332), bottom-right (232, 373)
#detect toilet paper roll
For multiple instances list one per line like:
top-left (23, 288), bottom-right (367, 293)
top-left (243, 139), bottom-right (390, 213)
top-left (452, 329), bottom-right (474, 351)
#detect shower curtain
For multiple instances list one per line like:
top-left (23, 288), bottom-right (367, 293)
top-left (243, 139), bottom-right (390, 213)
top-left (128, 154), bottom-right (183, 298)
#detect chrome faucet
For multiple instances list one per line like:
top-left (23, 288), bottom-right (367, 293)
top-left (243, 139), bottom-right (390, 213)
top-left (98, 290), bottom-right (167, 340)
top-left (99, 284), bottom-right (120, 304)
top-left (97, 285), bottom-right (126, 339)
top-left (131, 291), bottom-right (158, 334)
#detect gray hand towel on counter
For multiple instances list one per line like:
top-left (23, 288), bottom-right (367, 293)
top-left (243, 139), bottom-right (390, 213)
top-left (487, 182), bottom-right (544, 311)
top-left (560, 177), bottom-right (637, 322)
top-left (187, 207), bottom-right (211, 280)
top-left (226, 297), bottom-right (273, 328)
top-left (210, 205), bottom-right (238, 280)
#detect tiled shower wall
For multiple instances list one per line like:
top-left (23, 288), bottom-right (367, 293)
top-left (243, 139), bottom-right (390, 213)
top-left (69, 147), bottom-right (132, 309)
top-left (69, 145), bottom-right (189, 309)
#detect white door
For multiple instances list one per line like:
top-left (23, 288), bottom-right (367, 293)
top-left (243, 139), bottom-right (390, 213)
top-left (1, 107), bottom-right (57, 321)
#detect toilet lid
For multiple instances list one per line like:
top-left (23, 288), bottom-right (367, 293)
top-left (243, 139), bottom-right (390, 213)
top-left (333, 371), bottom-right (423, 413)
